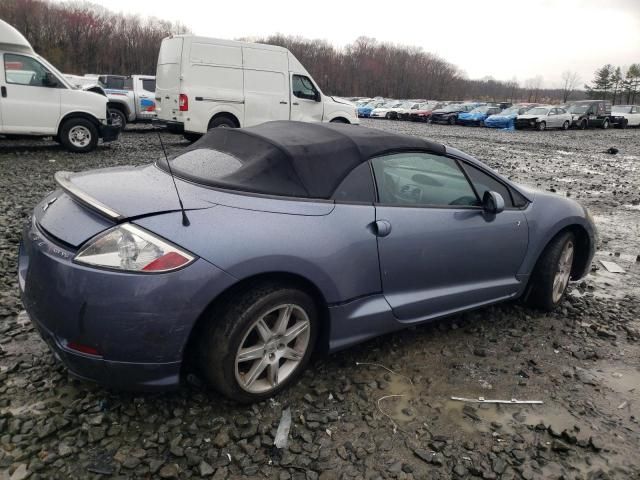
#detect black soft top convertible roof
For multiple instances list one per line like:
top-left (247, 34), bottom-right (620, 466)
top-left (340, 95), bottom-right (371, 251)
top-left (161, 121), bottom-right (445, 199)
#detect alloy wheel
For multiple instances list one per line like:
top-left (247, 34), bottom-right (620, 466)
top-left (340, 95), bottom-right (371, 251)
top-left (234, 304), bottom-right (311, 394)
top-left (552, 240), bottom-right (574, 303)
top-left (68, 125), bottom-right (92, 148)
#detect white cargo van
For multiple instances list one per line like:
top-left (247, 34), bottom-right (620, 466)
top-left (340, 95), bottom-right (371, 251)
top-left (155, 36), bottom-right (358, 140)
top-left (0, 19), bottom-right (118, 152)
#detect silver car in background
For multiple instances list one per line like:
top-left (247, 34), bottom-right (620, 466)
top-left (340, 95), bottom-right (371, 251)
top-left (515, 106), bottom-right (572, 131)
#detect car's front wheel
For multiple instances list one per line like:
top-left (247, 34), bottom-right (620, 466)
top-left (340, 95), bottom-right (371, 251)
top-left (199, 284), bottom-right (318, 403)
top-left (538, 121), bottom-right (546, 131)
top-left (562, 120), bottom-right (570, 130)
top-left (526, 231), bottom-right (575, 311)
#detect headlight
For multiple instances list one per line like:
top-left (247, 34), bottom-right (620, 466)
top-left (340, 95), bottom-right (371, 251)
top-left (75, 223), bottom-right (195, 272)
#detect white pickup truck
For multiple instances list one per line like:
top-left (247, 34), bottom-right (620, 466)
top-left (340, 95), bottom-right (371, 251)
top-left (65, 74), bottom-right (157, 130)
top-left (0, 20), bottom-right (119, 152)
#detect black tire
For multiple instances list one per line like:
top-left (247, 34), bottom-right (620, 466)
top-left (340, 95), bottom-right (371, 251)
top-left (526, 231), bottom-right (575, 311)
top-left (330, 118), bottom-right (349, 124)
top-left (579, 119), bottom-right (587, 130)
top-left (208, 116), bottom-right (237, 129)
top-left (601, 119), bottom-right (609, 129)
top-left (59, 118), bottom-right (98, 153)
top-left (385, 112), bottom-right (392, 119)
top-left (198, 284), bottom-right (318, 403)
top-left (562, 120), bottom-right (570, 130)
top-left (448, 116), bottom-right (456, 125)
top-left (108, 108), bottom-right (127, 131)
top-left (620, 119), bottom-right (628, 129)
top-left (537, 121), bottom-right (546, 131)
top-left (183, 132), bottom-right (202, 143)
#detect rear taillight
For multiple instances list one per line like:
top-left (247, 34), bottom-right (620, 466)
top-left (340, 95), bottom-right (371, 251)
top-left (179, 94), bottom-right (188, 111)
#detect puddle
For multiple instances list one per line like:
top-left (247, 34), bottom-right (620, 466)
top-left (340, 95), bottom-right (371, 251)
top-left (440, 400), bottom-right (597, 438)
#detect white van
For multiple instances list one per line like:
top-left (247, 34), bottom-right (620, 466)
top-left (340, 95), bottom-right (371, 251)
top-left (155, 36), bottom-right (358, 140)
top-left (0, 19), bottom-right (118, 152)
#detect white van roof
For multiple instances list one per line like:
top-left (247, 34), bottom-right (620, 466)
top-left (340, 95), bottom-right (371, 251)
top-left (0, 19), bottom-right (34, 55)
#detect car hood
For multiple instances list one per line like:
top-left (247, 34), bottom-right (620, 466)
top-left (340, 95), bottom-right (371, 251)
top-left (517, 114), bottom-right (541, 120)
top-left (486, 114), bottom-right (515, 121)
top-left (432, 109), bottom-right (458, 115)
top-left (459, 112), bottom-right (485, 120)
top-left (330, 96), bottom-right (355, 106)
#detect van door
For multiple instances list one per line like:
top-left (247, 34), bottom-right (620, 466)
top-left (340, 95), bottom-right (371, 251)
top-left (1, 53), bottom-right (61, 134)
top-left (155, 37), bottom-right (183, 123)
top-left (135, 77), bottom-right (157, 120)
top-left (290, 74), bottom-right (323, 122)
top-left (243, 47), bottom-right (290, 126)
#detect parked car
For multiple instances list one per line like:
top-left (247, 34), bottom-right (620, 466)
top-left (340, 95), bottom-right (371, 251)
top-left (20, 121), bottom-right (596, 401)
top-left (565, 100), bottom-right (625, 129)
top-left (0, 19), bottom-right (119, 152)
top-left (409, 102), bottom-right (444, 122)
top-left (88, 75), bottom-right (157, 130)
top-left (358, 101), bottom-right (386, 118)
top-left (397, 101), bottom-right (429, 120)
top-left (484, 104), bottom-right (538, 129)
top-left (612, 105), bottom-right (640, 127)
top-left (457, 105), bottom-right (503, 126)
top-left (430, 103), bottom-right (482, 125)
top-left (370, 101), bottom-right (404, 119)
top-left (155, 35), bottom-right (358, 141)
top-left (515, 106), bottom-right (572, 131)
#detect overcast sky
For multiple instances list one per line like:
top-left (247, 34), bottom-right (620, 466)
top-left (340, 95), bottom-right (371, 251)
top-left (71, 0), bottom-right (640, 88)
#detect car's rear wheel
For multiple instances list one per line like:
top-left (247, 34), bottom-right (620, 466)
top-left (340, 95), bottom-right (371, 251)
top-left (198, 284), bottom-right (318, 403)
top-left (108, 108), bottom-right (127, 131)
top-left (580, 119), bottom-right (587, 130)
top-left (526, 231), bottom-right (575, 311)
top-left (601, 119), bottom-right (610, 129)
top-left (562, 120), bottom-right (570, 130)
top-left (538, 121), bottom-right (546, 131)
top-left (448, 116), bottom-right (456, 125)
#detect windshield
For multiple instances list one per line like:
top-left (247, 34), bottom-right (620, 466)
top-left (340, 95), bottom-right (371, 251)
top-left (469, 106), bottom-right (490, 114)
top-left (35, 55), bottom-right (73, 89)
top-left (526, 107), bottom-right (549, 115)
top-left (499, 107), bottom-right (519, 115)
top-left (567, 104), bottom-right (590, 114)
top-left (612, 105), bottom-right (631, 113)
top-left (441, 104), bottom-right (462, 112)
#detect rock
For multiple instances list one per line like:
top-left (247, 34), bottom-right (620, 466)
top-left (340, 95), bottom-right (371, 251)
top-left (199, 460), bottom-right (214, 477)
top-left (589, 436), bottom-right (604, 452)
top-left (10, 464), bottom-right (29, 480)
top-left (212, 467), bottom-right (228, 480)
top-left (159, 463), bottom-right (180, 479)
top-left (213, 430), bottom-right (230, 448)
top-left (58, 443), bottom-right (73, 457)
top-left (551, 440), bottom-right (570, 453)
top-left (473, 347), bottom-right (488, 357)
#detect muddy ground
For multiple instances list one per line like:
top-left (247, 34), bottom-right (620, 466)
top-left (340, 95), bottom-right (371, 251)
top-left (0, 120), bottom-right (639, 480)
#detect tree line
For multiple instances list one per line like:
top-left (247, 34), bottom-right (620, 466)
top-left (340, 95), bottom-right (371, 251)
top-left (585, 64), bottom-right (640, 105)
top-left (0, 0), bottom-right (187, 75)
top-left (0, 0), bottom-right (606, 104)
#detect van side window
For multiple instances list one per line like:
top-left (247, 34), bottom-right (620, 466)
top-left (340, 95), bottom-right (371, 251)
top-left (4, 54), bottom-right (53, 87)
top-left (292, 75), bottom-right (319, 101)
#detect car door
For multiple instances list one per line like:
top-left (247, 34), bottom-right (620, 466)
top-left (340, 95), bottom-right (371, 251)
top-left (631, 106), bottom-right (640, 126)
top-left (135, 77), bottom-right (157, 120)
top-left (372, 151), bottom-right (528, 321)
top-left (547, 108), bottom-right (558, 127)
top-left (290, 74), bottom-right (323, 122)
top-left (1, 53), bottom-right (61, 134)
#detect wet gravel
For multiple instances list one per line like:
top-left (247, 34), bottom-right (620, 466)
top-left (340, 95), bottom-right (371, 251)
top-left (0, 122), bottom-right (639, 479)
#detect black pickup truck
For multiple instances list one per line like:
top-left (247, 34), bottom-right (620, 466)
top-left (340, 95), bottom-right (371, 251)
top-left (566, 100), bottom-right (628, 129)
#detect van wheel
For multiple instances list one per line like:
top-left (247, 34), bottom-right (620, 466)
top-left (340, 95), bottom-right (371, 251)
top-left (108, 108), bottom-right (127, 131)
top-left (198, 283), bottom-right (318, 403)
top-left (330, 118), bottom-right (349, 124)
top-left (579, 120), bottom-right (587, 130)
top-left (59, 118), bottom-right (98, 153)
top-left (183, 132), bottom-right (202, 143)
top-left (208, 116), bottom-right (236, 129)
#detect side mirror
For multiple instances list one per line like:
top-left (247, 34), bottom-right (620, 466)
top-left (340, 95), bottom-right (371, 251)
top-left (482, 191), bottom-right (505, 214)
top-left (314, 91), bottom-right (321, 102)
top-left (43, 72), bottom-right (59, 87)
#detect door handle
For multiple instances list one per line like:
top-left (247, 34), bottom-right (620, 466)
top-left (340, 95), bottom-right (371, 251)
top-left (1, 86), bottom-right (6, 98)
top-left (372, 220), bottom-right (392, 237)
top-left (292, 102), bottom-right (299, 106)
top-left (280, 101), bottom-right (288, 104)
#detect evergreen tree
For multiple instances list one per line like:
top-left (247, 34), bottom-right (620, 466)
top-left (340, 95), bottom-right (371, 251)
top-left (585, 64), bottom-right (614, 100)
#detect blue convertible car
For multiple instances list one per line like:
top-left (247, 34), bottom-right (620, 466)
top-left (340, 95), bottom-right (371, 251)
top-left (484, 104), bottom-right (538, 129)
top-left (20, 122), bottom-right (596, 402)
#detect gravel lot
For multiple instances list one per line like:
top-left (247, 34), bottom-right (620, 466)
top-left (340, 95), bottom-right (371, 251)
top-left (0, 121), bottom-right (639, 480)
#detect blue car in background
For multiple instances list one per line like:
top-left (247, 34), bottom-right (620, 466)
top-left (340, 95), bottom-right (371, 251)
top-left (457, 105), bottom-right (503, 126)
top-left (485, 104), bottom-right (538, 129)
top-left (358, 101), bottom-right (386, 118)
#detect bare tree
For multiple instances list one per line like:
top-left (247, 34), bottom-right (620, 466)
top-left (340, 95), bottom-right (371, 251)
top-left (561, 71), bottom-right (581, 102)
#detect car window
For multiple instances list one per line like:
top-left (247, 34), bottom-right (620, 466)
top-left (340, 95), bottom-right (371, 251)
top-left (332, 162), bottom-right (375, 203)
top-left (141, 78), bottom-right (156, 92)
top-left (371, 152), bottom-right (479, 207)
top-left (292, 74), bottom-right (319, 101)
top-left (4, 53), bottom-right (55, 87)
top-left (460, 162), bottom-right (516, 208)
